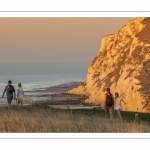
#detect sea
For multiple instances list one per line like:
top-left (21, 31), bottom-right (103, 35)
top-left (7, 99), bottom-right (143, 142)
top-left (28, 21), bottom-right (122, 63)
top-left (0, 63), bottom-right (89, 96)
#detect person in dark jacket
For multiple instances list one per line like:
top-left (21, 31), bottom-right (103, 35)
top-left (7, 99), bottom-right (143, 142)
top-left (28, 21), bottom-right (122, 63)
top-left (2, 80), bottom-right (16, 105)
top-left (104, 88), bottom-right (114, 119)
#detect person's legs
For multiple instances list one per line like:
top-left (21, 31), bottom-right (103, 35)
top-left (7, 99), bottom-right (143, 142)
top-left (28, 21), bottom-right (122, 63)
top-left (21, 100), bottom-right (23, 106)
top-left (116, 110), bottom-right (122, 121)
top-left (7, 96), bottom-right (13, 106)
top-left (18, 100), bottom-right (20, 105)
top-left (109, 107), bottom-right (113, 119)
top-left (15, 99), bottom-right (18, 105)
top-left (105, 107), bottom-right (109, 118)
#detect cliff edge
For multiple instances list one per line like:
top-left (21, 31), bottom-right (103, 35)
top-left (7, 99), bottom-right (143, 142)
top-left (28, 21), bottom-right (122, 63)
top-left (68, 17), bottom-right (150, 113)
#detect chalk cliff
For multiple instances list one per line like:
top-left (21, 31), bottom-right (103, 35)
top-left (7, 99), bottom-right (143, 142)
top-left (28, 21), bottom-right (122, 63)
top-left (68, 17), bottom-right (150, 113)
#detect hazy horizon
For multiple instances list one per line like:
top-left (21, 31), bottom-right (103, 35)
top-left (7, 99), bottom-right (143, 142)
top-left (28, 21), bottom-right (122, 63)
top-left (0, 17), bottom-right (136, 64)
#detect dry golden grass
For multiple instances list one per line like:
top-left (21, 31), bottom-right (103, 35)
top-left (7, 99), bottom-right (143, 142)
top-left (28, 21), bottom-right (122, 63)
top-left (0, 105), bottom-right (149, 133)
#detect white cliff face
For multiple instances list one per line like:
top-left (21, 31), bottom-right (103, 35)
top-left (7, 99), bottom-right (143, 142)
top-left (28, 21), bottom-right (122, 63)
top-left (68, 17), bottom-right (150, 113)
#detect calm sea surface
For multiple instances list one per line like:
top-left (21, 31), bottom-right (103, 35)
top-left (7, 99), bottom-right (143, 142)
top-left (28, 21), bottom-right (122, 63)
top-left (0, 63), bottom-right (89, 94)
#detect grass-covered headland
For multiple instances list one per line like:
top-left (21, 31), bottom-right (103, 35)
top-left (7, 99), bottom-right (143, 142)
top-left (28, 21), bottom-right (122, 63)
top-left (0, 105), bottom-right (149, 133)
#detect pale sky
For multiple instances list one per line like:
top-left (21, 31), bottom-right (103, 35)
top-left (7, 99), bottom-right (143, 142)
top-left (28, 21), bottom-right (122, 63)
top-left (0, 17), bottom-right (136, 64)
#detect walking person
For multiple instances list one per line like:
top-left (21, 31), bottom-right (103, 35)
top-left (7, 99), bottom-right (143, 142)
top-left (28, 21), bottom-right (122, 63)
top-left (114, 92), bottom-right (126, 121)
top-left (104, 88), bottom-right (114, 119)
top-left (2, 80), bottom-right (16, 105)
top-left (17, 83), bottom-right (24, 106)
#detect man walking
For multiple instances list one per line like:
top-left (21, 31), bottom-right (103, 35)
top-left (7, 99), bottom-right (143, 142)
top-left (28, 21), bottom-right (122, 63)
top-left (2, 80), bottom-right (16, 105)
top-left (104, 88), bottom-right (114, 119)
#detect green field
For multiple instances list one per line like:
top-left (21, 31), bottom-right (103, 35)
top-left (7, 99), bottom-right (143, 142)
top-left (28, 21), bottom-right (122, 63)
top-left (0, 105), bottom-right (149, 133)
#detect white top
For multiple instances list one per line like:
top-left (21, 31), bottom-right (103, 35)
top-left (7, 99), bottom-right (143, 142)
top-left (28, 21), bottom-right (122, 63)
top-left (115, 97), bottom-right (122, 108)
top-left (17, 87), bottom-right (24, 98)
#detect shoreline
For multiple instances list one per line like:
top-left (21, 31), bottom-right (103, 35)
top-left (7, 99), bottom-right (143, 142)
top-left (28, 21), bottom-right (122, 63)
top-left (0, 81), bottom-right (84, 105)
top-left (25, 81), bottom-right (84, 95)
top-left (0, 81), bottom-right (86, 106)
top-left (26, 81), bottom-right (88, 106)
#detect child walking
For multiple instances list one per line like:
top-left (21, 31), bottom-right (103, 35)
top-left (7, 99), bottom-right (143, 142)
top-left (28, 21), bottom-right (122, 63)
top-left (114, 92), bottom-right (126, 121)
top-left (17, 83), bottom-right (24, 106)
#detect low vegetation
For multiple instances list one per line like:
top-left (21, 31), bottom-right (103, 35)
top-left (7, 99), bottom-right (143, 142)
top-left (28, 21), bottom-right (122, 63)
top-left (0, 105), bottom-right (149, 133)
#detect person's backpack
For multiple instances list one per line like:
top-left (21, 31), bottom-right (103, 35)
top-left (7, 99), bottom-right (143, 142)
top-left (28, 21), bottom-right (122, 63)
top-left (7, 85), bottom-right (14, 93)
top-left (106, 94), bottom-right (114, 106)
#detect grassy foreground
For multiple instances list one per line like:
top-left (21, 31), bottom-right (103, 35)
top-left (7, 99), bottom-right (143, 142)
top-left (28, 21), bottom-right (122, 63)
top-left (0, 105), bottom-right (150, 133)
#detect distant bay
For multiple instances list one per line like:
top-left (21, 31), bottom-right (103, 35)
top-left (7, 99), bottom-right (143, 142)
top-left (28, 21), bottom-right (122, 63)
top-left (0, 63), bottom-right (88, 94)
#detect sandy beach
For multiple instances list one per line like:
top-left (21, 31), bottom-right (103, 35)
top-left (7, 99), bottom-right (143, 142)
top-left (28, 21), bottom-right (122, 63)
top-left (29, 81), bottom-right (89, 106)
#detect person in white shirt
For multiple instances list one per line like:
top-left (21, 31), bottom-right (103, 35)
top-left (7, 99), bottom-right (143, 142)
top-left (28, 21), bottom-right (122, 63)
top-left (17, 83), bottom-right (24, 106)
top-left (114, 92), bottom-right (126, 120)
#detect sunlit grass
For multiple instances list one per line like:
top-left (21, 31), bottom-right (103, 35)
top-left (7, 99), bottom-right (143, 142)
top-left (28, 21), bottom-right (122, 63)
top-left (0, 105), bottom-right (149, 133)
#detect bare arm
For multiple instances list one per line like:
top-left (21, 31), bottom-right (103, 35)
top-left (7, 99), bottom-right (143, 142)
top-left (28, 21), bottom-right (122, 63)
top-left (121, 99), bottom-right (126, 105)
top-left (2, 91), bottom-right (5, 98)
top-left (14, 92), bottom-right (16, 100)
top-left (2, 87), bottom-right (6, 98)
top-left (17, 89), bottom-right (19, 97)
